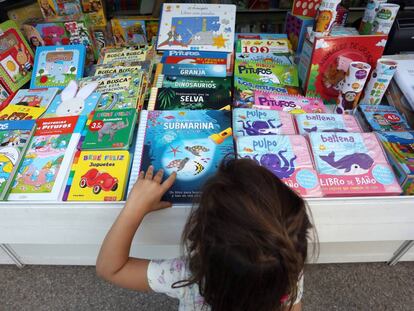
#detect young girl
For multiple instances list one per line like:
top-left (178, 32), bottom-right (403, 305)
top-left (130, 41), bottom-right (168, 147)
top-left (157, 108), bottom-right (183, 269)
top-left (96, 158), bottom-right (313, 311)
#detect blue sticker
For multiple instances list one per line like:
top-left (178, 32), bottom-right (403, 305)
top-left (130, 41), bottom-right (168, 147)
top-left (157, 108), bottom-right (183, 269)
top-left (372, 164), bottom-right (396, 185)
top-left (296, 169), bottom-right (318, 189)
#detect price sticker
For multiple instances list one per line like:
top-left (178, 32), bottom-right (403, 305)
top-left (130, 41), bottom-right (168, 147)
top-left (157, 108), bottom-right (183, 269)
top-left (384, 113), bottom-right (400, 122)
top-left (89, 120), bottom-right (104, 131)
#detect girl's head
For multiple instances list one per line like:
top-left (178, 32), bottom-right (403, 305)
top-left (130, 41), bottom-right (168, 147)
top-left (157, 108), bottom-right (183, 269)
top-left (180, 158), bottom-right (313, 311)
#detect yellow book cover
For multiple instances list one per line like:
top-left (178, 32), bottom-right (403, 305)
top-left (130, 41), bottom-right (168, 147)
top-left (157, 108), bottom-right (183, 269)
top-left (65, 150), bottom-right (130, 201)
top-left (0, 105), bottom-right (46, 120)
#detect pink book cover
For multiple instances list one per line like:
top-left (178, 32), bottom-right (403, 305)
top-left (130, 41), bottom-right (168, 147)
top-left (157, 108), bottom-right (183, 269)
top-left (237, 134), bottom-right (323, 197)
top-left (295, 113), bottom-right (362, 135)
top-left (233, 108), bottom-right (296, 137)
top-left (309, 132), bottom-right (402, 196)
top-left (253, 91), bottom-right (327, 114)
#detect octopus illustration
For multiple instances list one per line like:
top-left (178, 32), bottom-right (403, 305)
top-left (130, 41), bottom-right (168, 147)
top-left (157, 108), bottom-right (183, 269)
top-left (185, 145), bottom-right (209, 156)
top-left (238, 119), bottom-right (283, 136)
top-left (166, 157), bottom-right (189, 172)
top-left (249, 150), bottom-right (297, 179)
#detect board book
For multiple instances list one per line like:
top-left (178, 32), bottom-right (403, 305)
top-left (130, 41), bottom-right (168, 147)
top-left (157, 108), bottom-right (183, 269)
top-left (97, 46), bottom-right (154, 65)
top-left (235, 39), bottom-right (292, 54)
top-left (233, 108), bottom-right (296, 137)
top-left (64, 150), bottom-right (131, 201)
top-left (82, 108), bottom-right (137, 150)
top-left (8, 88), bottom-right (58, 109)
top-left (157, 3), bottom-right (236, 52)
top-left (235, 52), bottom-right (294, 65)
top-left (155, 75), bottom-right (231, 91)
top-left (161, 63), bottom-right (227, 78)
top-left (130, 110), bottom-right (234, 203)
top-left (8, 116), bottom-right (85, 201)
top-left (111, 18), bottom-right (147, 46)
top-left (0, 120), bottom-right (36, 200)
top-left (357, 105), bottom-right (411, 132)
top-left (376, 131), bottom-right (414, 195)
top-left (161, 50), bottom-right (228, 65)
top-left (30, 45), bottom-right (86, 90)
top-left (295, 113), bottom-right (362, 135)
top-left (93, 61), bottom-right (152, 76)
top-left (236, 135), bottom-right (323, 197)
top-left (0, 105), bottom-right (46, 121)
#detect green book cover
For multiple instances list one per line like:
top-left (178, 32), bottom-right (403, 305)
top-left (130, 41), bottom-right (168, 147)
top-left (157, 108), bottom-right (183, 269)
top-left (82, 109), bottom-right (137, 150)
top-left (158, 76), bottom-right (231, 90)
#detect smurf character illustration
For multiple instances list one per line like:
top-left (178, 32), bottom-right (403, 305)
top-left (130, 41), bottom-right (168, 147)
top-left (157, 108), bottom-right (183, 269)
top-left (238, 90), bottom-right (254, 108)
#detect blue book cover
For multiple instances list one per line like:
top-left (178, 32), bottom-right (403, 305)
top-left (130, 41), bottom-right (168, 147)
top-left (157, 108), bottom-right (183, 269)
top-left (359, 105), bottom-right (411, 132)
top-left (43, 92), bottom-right (101, 118)
top-left (135, 110), bottom-right (234, 204)
top-left (30, 45), bottom-right (86, 90)
top-left (161, 50), bottom-right (228, 62)
top-left (162, 63), bottom-right (227, 77)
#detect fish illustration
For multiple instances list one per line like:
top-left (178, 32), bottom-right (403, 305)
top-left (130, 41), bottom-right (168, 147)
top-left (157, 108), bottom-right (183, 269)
top-left (164, 115), bottom-right (175, 120)
top-left (185, 145), bottom-right (209, 156)
top-left (320, 151), bottom-right (374, 175)
top-left (166, 157), bottom-right (189, 171)
top-left (194, 161), bottom-right (204, 175)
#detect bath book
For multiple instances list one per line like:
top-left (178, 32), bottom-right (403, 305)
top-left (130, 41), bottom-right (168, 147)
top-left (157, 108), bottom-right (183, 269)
top-left (0, 20), bottom-right (34, 93)
top-left (130, 110), bottom-right (234, 204)
top-left (236, 135), bottom-right (323, 197)
top-left (157, 3), bottom-right (236, 52)
top-left (295, 114), bottom-right (362, 135)
top-left (156, 75), bottom-right (231, 91)
top-left (93, 61), bottom-right (152, 76)
top-left (309, 132), bottom-right (402, 196)
top-left (357, 105), bottom-right (411, 132)
top-left (253, 92), bottom-right (327, 114)
top-left (0, 120), bottom-right (35, 200)
top-left (148, 87), bottom-right (231, 110)
top-left (235, 53), bottom-right (294, 66)
top-left (82, 109), bottom-right (137, 150)
top-left (97, 46), bottom-right (154, 64)
top-left (0, 105), bottom-right (45, 121)
top-left (161, 50), bottom-right (228, 65)
top-left (30, 45), bottom-right (86, 90)
top-left (8, 88), bottom-right (58, 109)
top-left (64, 150), bottom-right (131, 201)
top-left (233, 108), bottom-right (296, 137)
top-left (235, 39), bottom-right (292, 54)
top-left (376, 131), bottom-right (414, 195)
top-left (162, 63), bottom-right (227, 78)
top-left (8, 116), bottom-right (85, 201)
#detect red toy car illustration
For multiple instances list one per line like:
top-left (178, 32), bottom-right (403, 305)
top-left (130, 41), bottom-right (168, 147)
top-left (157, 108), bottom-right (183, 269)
top-left (79, 168), bottom-right (118, 194)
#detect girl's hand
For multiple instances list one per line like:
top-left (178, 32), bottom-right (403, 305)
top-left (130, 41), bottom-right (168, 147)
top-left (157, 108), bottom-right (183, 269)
top-left (127, 166), bottom-right (177, 214)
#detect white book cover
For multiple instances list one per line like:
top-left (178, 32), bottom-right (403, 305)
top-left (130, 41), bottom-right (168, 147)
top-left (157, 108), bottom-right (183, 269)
top-left (157, 3), bottom-right (236, 52)
top-left (388, 57), bottom-right (414, 110)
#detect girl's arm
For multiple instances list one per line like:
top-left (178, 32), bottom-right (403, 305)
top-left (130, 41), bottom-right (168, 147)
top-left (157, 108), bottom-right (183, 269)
top-left (96, 166), bottom-right (176, 291)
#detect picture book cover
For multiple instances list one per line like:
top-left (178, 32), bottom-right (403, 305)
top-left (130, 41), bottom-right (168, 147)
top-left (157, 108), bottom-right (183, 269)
top-left (161, 50), bottom-right (228, 65)
top-left (111, 18), bottom-right (147, 46)
top-left (133, 110), bottom-right (234, 203)
top-left (8, 116), bottom-right (85, 201)
top-left (79, 71), bottom-right (144, 110)
top-left (236, 33), bottom-right (288, 40)
top-left (42, 80), bottom-right (100, 118)
top-left (82, 108), bottom-right (137, 150)
top-left (0, 82), bottom-right (13, 108)
top-left (235, 52), bottom-right (294, 66)
top-left (156, 75), bottom-right (231, 91)
top-left (93, 61), bottom-right (152, 76)
top-left (30, 45), bottom-right (86, 89)
top-left (309, 132), bottom-right (401, 196)
top-left (157, 3), bottom-right (236, 52)
top-left (0, 105), bottom-right (46, 121)
top-left (0, 20), bottom-right (34, 93)
top-left (233, 108), bottom-right (296, 137)
top-left (235, 39), bottom-right (292, 54)
top-left (149, 87), bottom-right (231, 110)
top-left (376, 131), bottom-right (414, 195)
top-left (162, 63), bottom-right (227, 78)
top-left (253, 91), bottom-right (327, 114)
top-left (64, 150), bottom-right (131, 201)
top-left (0, 120), bottom-right (35, 200)
top-left (80, 0), bottom-right (107, 27)
top-left (8, 88), bottom-right (58, 108)
top-left (97, 46), bottom-right (154, 64)
top-left (358, 105), bottom-right (411, 132)
top-left (237, 135), bottom-right (323, 197)
top-left (295, 113), bottom-right (362, 135)
top-left (38, 0), bottom-right (82, 20)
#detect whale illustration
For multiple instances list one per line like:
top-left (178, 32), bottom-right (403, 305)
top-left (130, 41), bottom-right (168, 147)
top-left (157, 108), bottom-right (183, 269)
top-left (320, 151), bottom-right (374, 175)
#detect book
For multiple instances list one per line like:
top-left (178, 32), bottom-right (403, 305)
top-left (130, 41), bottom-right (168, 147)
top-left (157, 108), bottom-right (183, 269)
top-left (235, 39), bottom-right (292, 54)
top-left (148, 87), bottom-right (231, 110)
top-left (376, 131), bottom-right (414, 195)
top-left (30, 45), bottom-right (86, 89)
top-left (357, 105), bottom-right (411, 132)
top-left (235, 52), bottom-right (294, 65)
top-left (82, 109), bottom-right (137, 150)
top-left (0, 105), bottom-right (45, 121)
top-left (390, 58), bottom-right (414, 110)
top-left (0, 120), bottom-right (36, 200)
top-left (157, 3), bottom-right (236, 52)
top-left (8, 88), bottom-right (58, 109)
top-left (111, 18), bottom-right (147, 46)
top-left (236, 135), bottom-right (323, 197)
top-left (161, 50), bottom-right (228, 65)
top-left (295, 113), bottom-right (362, 135)
top-left (129, 110), bottom-right (234, 203)
top-left (309, 132), bottom-right (401, 196)
top-left (93, 61), bottom-right (152, 76)
top-left (8, 116), bottom-right (85, 201)
top-left (161, 63), bottom-right (227, 78)
top-left (233, 108), bottom-right (296, 136)
top-left (156, 75), bottom-right (231, 90)
top-left (97, 46), bottom-right (154, 65)
top-left (64, 150), bottom-right (131, 201)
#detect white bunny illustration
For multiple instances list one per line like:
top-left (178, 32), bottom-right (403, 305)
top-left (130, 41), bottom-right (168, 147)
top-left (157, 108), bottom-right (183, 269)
top-left (56, 80), bottom-right (98, 116)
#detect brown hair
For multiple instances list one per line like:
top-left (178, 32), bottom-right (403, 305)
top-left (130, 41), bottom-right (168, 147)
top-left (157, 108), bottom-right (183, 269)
top-left (174, 158), bottom-right (314, 311)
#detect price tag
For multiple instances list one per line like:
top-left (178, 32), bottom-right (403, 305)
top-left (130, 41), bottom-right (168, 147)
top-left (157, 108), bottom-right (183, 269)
top-left (384, 113), bottom-right (400, 122)
top-left (89, 120), bottom-right (104, 131)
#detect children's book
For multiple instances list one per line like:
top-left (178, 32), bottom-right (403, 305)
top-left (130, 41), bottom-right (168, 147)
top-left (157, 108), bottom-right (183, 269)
top-left (37, 0), bottom-right (82, 20)
top-left (235, 52), bottom-right (294, 65)
top-left (82, 109), bottom-right (137, 150)
top-left (97, 46), bottom-right (154, 65)
top-left (236, 33), bottom-right (288, 40)
top-left (357, 105), bottom-right (411, 132)
top-left (0, 120), bottom-right (35, 200)
top-left (0, 82), bottom-right (13, 109)
top-left (233, 108), bottom-right (296, 137)
top-left (0, 105), bottom-right (46, 121)
top-left (8, 88), bottom-right (58, 109)
top-left (8, 116), bottom-right (85, 201)
top-left (93, 61), bottom-right (152, 76)
top-left (157, 3), bottom-right (236, 52)
top-left (235, 39), bottom-right (292, 54)
top-left (64, 150), bottom-right (131, 201)
top-left (309, 132), bottom-right (401, 196)
top-left (42, 80), bottom-right (100, 118)
top-left (0, 21), bottom-right (34, 93)
top-left (376, 131), bottom-right (414, 195)
top-left (162, 63), bottom-right (227, 78)
top-left (111, 18), bottom-right (147, 46)
top-left (161, 50), bottom-right (228, 65)
top-left (295, 113), bottom-right (361, 135)
top-left (30, 45), bottom-right (86, 89)
top-left (236, 135), bottom-right (323, 197)
top-left (253, 91), bottom-right (327, 114)
top-left (156, 75), bottom-right (231, 91)
top-left (80, 0), bottom-right (107, 27)
top-left (129, 110), bottom-right (234, 203)
top-left (149, 87), bottom-right (231, 110)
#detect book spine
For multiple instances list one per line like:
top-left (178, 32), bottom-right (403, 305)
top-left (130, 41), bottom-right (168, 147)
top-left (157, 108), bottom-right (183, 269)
top-left (62, 150), bottom-right (81, 201)
top-left (147, 87), bottom-right (158, 111)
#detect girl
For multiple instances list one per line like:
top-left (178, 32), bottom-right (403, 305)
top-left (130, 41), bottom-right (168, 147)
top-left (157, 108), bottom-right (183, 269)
top-left (96, 158), bottom-right (314, 311)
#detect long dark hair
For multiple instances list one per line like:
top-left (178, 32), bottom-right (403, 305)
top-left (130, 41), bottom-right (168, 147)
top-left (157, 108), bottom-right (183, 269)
top-left (174, 158), bottom-right (314, 311)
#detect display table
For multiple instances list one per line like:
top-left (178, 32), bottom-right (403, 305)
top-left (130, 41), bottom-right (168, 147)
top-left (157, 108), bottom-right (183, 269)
top-left (1, 196), bottom-right (413, 266)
